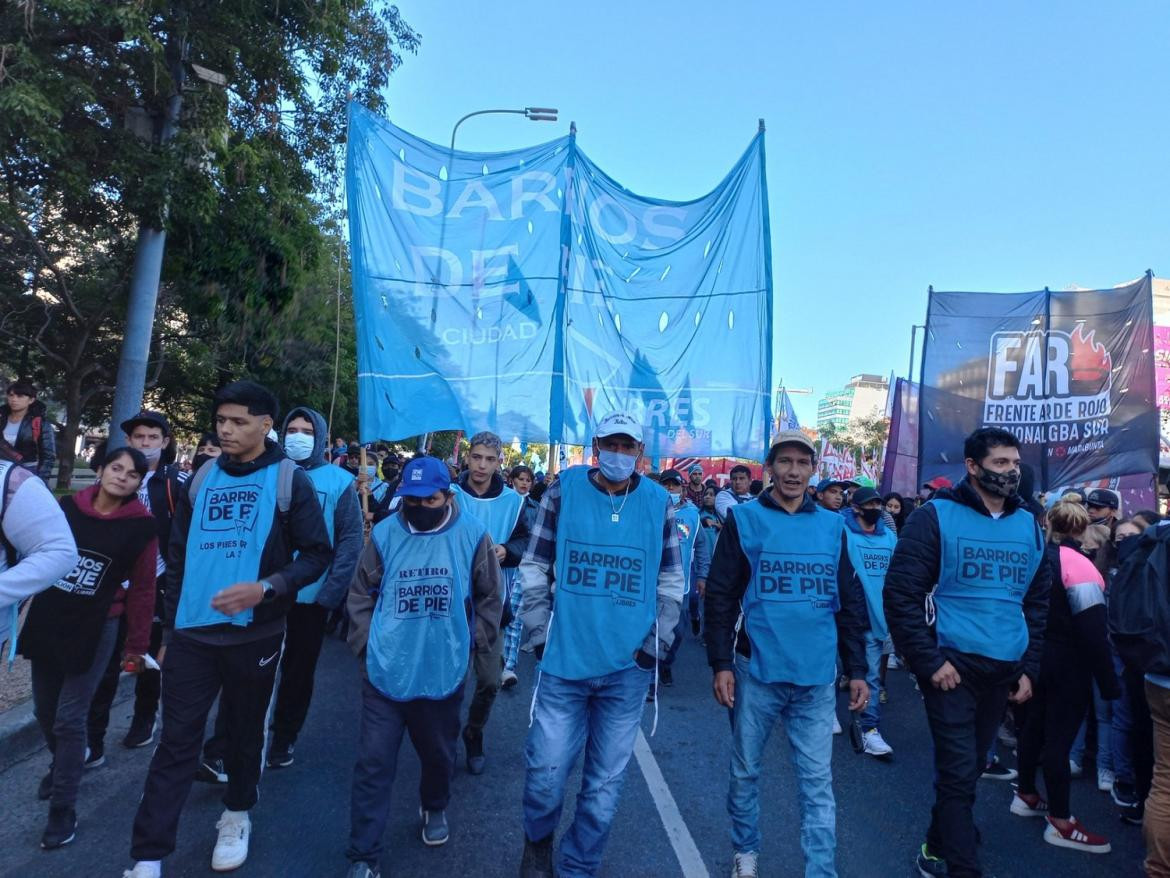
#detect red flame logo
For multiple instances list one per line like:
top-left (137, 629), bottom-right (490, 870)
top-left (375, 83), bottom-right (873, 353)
top-left (1068, 324), bottom-right (1112, 390)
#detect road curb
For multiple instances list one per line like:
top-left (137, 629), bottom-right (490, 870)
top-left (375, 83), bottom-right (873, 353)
top-left (0, 672), bottom-right (137, 769)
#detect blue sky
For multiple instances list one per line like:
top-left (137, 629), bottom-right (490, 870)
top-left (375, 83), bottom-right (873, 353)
top-left (383, 2), bottom-right (1169, 426)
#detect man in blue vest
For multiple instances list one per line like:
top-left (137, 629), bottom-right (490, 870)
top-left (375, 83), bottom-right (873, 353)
top-left (450, 430), bottom-right (531, 774)
top-left (265, 406), bottom-right (363, 768)
top-left (517, 411), bottom-right (684, 878)
top-left (885, 427), bottom-right (1050, 878)
top-left (842, 486), bottom-right (898, 759)
top-left (706, 429), bottom-right (869, 878)
top-left (122, 381), bottom-right (332, 878)
top-left (344, 456), bottom-right (502, 877)
top-left (655, 468), bottom-right (711, 693)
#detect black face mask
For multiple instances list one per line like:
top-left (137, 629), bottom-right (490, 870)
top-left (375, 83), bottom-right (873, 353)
top-left (192, 453), bottom-right (214, 472)
top-left (404, 502), bottom-right (446, 531)
top-left (975, 465), bottom-right (1020, 498)
top-left (858, 507), bottom-right (882, 526)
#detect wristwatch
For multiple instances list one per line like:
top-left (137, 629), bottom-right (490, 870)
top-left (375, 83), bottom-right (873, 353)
top-left (260, 579), bottom-right (277, 601)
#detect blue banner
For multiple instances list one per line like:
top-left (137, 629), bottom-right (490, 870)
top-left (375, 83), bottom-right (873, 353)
top-left (346, 104), bottom-right (773, 458)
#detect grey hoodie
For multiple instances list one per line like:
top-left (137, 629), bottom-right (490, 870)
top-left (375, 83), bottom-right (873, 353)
top-left (280, 407), bottom-right (364, 609)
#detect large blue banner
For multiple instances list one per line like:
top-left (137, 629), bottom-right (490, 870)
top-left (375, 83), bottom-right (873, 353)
top-left (347, 104), bottom-right (773, 457)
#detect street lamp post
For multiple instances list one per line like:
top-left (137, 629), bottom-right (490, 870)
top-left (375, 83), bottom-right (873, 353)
top-left (419, 106), bottom-right (560, 452)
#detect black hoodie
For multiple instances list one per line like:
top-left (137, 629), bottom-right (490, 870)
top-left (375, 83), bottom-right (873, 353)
top-left (884, 477), bottom-right (1051, 684)
top-left (0, 399), bottom-right (56, 481)
top-left (164, 440), bottom-right (333, 646)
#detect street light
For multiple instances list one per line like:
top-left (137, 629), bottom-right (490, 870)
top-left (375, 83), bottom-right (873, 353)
top-left (419, 106), bottom-right (562, 451)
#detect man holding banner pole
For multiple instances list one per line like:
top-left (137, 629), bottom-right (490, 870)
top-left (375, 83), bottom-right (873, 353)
top-left (448, 430), bottom-right (531, 775)
top-left (517, 411), bottom-right (683, 878)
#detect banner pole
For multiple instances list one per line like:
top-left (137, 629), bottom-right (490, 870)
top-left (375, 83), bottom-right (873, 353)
top-left (1041, 287), bottom-right (1052, 492)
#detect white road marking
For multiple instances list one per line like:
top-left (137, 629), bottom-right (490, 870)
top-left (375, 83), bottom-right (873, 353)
top-left (634, 728), bottom-right (710, 878)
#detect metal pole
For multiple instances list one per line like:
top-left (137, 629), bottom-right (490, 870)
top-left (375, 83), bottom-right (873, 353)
top-left (109, 31), bottom-right (186, 449)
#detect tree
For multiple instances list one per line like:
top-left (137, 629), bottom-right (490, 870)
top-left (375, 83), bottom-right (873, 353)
top-left (0, 1), bottom-right (418, 485)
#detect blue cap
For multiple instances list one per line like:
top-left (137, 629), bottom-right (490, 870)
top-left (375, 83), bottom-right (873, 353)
top-left (816, 478), bottom-right (858, 493)
top-left (396, 456), bottom-right (450, 497)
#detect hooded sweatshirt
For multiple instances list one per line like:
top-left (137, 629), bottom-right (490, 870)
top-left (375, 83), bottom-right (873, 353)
top-left (0, 399), bottom-right (56, 481)
top-left (19, 485), bottom-right (157, 673)
top-left (165, 439), bottom-right (333, 646)
top-left (280, 406), bottom-right (363, 609)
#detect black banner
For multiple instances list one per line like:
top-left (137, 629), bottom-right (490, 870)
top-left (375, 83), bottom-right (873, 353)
top-left (919, 274), bottom-right (1157, 490)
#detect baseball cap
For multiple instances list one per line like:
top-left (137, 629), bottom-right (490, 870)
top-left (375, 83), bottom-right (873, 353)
top-left (660, 468), bottom-right (684, 485)
top-left (594, 411), bottom-right (643, 442)
top-left (923, 476), bottom-right (953, 490)
top-left (816, 478), bottom-right (858, 493)
top-left (769, 429), bottom-right (816, 457)
top-left (120, 409), bottom-right (171, 437)
top-left (1086, 489), bottom-right (1119, 510)
top-left (851, 487), bottom-right (882, 506)
top-left (396, 456), bottom-right (451, 497)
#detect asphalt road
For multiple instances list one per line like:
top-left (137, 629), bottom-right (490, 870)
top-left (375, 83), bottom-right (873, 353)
top-left (0, 632), bottom-right (1145, 877)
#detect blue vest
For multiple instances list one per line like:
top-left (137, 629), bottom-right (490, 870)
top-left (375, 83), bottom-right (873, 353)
top-left (297, 464), bottom-right (355, 604)
top-left (177, 462), bottom-right (279, 629)
top-left (365, 509), bottom-right (487, 700)
top-left (543, 467), bottom-right (667, 681)
top-left (844, 522), bottom-right (897, 641)
top-left (736, 501), bottom-right (845, 686)
top-left (933, 498), bottom-right (1042, 662)
top-left (451, 483), bottom-right (525, 594)
top-left (674, 502), bottom-right (701, 595)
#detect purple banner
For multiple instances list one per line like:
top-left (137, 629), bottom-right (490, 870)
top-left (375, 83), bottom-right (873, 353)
top-left (880, 378), bottom-right (919, 498)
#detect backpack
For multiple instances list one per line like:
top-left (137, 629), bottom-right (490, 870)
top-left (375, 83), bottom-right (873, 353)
top-left (1107, 523), bottom-right (1170, 676)
top-left (187, 457), bottom-right (296, 521)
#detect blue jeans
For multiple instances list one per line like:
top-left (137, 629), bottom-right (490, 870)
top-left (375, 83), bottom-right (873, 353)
top-left (1110, 652), bottom-right (1135, 784)
top-left (859, 631), bottom-right (883, 730)
top-left (1070, 679), bottom-right (1113, 773)
top-left (729, 661), bottom-right (837, 877)
top-left (522, 665), bottom-right (649, 877)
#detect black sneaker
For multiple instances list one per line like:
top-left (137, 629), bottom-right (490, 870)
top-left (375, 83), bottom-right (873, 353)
top-left (84, 743), bottom-right (105, 769)
top-left (981, 758), bottom-right (1018, 781)
top-left (659, 665), bottom-right (673, 686)
top-left (41, 805), bottom-right (77, 850)
top-left (520, 834), bottom-right (556, 878)
top-left (646, 683), bottom-right (656, 702)
top-left (196, 757), bottom-right (228, 784)
top-left (122, 714), bottom-right (156, 749)
top-left (691, 618), bottom-right (701, 636)
top-left (37, 766), bottom-right (54, 801)
top-left (462, 727), bottom-right (485, 775)
top-left (267, 742), bottom-right (294, 769)
top-left (1112, 781), bottom-right (1144, 825)
top-left (916, 843), bottom-right (947, 877)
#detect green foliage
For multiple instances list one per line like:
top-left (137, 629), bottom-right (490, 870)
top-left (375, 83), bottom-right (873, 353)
top-left (0, 1), bottom-right (418, 485)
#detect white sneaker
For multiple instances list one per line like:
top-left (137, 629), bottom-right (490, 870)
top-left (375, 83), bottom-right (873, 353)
top-left (832, 715), bottom-right (842, 735)
top-left (501, 669), bottom-right (518, 689)
top-left (862, 728), bottom-right (893, 758)
top-left (1069, 758), bottom-right (1083, 778)
top-left (211, 810), bottom-right (251, 872)
top-left (887, 655), bottom-right (902, 670)
top-left (1010, 792), bottom-right (1050, 818)
top-left (731, 850), bottom-right (759, 877)
top-left (1097, 768), bottom-right (1115, 792)
top-left (122, 862), bottom-right (161, 878)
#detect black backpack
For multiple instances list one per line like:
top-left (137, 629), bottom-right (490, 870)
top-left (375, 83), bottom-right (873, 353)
top-left (1108, 523), bottom-right (1170, 676)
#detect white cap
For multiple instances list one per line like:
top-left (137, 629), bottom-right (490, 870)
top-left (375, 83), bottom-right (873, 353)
top-left (594, 411), bottom-right (643, 443)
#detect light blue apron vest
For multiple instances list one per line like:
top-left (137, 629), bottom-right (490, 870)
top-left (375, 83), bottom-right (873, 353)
top-left (933, 498), bottom-right (1042, 662)
top-left (844, 523), bottom-right (897, 641)
top-left (674, 502), bottom-right (701, 595)
top-left (543, 467), bottom-right (666, 681)
top-left (451, 483), bottom-right (526, 597)
top-left (736, 502), bottom-right (845, 686)
top-left (177, 462), bottom-right (279, 629)
top-left (366, 509), bottom-right (487, 700)
top-left (297, 463), bottom-right (355, 604)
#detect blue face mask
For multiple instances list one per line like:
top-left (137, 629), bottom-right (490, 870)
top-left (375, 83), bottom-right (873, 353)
top-left (670, 491), bottom-right (683, 506)
top-left (365, 465), bottom-right (378, 478)
top-left (283, 432), bottom-right (314, 462)
top-left (598, 449), bottom-right (637, 482)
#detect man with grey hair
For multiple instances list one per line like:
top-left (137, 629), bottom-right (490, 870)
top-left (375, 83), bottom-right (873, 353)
top-left (450, 430), bottom-right (532, 775)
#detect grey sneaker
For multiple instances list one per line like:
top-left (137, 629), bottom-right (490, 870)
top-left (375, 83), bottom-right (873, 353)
top-left (419, 807), bottom-right (449, 846)
top-left (732, 851), bottom-right (759, 877)
top-left (346, 862), bottom-right (380, 878)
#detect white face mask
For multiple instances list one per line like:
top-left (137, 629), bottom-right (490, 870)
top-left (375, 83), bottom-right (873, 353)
top-left (283, 432), bottom-right (315, 461)
top-left (140, 446), bottom-right (163, 462)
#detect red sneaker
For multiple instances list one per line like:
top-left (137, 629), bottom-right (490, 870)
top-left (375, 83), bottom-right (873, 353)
top-left (1043, 816), bottom-right (1111, 853)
